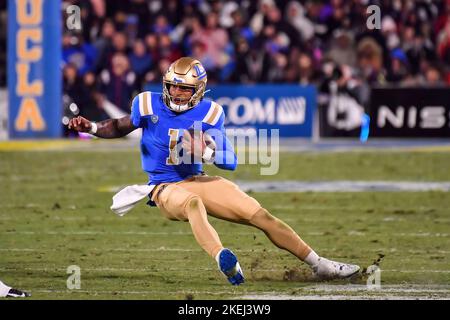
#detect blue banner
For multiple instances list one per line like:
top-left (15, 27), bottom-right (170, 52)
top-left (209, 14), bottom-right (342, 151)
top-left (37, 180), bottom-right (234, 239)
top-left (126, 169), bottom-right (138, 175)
top-left (8, 0), bottom-right (62, 138)
top-left (145, 84), bottom-right (316, 137)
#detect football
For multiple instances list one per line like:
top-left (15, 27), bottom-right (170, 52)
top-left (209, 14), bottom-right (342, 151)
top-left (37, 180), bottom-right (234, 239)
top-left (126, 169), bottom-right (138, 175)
top-left (182, 129), bottom-right (216, 163)
top-left (183, 128), bottom-right (205, 155)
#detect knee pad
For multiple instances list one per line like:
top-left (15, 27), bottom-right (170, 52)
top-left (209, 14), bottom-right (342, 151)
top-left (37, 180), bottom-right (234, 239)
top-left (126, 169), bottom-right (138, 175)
top-left (157, 185), bottom-right (200, 221)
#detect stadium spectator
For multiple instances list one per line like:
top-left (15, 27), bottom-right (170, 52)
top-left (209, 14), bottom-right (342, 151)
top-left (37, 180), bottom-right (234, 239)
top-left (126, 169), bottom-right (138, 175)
top-left (437, 20), bottom-right (450, 64)
top-left (144, 58), bottom-right (171, 85)
top-left (190, 41), bottom-right (215, 73)
top-left (284, 1), bottom-right (315, 43)
top-left (296, 52), bottom-right (320, 85)
top-left (267, 52), bottom-right (288, 83)
top-left (152, 14), bottom-right (174, 35)
top-left (158, 33), bottom-right (183, 63)
top-left (422, 64), bottom-right (447, 87)
top-left (64, 63), bottom-right (108, 122)
top-left (231, 39), bottom-right (270, 83)
top-left (215, 0), bottom-right (240, 29)
top-left (228, 8), bottom-right (254, 50)
top-left (62, 33), bottom-right (97, 76)
top-left (96, 31), bottom-right (129, 71)
top-left (99, 53), bottom-right (137, 113)
top-left (81, 71), bottom-right (109, 121)
top-left (380, 16), bottom-right (400, 51)
top-left (129, 39), bottom-right (153, 79)
top-left (2, 0), bottom-right (450, 92)
top-left (250, 0), bottom-right (277, 37)
top-left (189, 12), bottom-right (231, 75)
top-left (386, 48), bottom-right (411, 84)
top-left (264, 2), bottom-right (302, 48)
top-left (63, 63), bottom-right (85, 105)
top-left (327, 30), bottom-right (357, 69)
top-left (123, 15), bottom-right (140, 44)
top-left (158, 0), bottom-right (183, 28)
top-left (144, 33), bottom-right (161, 63)
top-left (112, 32), bottom-right (129, 55)
top-left (92, 19), bottom-right (116, 72)
top-left (260, 23), bottom-right (290, 57)
top-left (356, 37), bottom-right (386, 84)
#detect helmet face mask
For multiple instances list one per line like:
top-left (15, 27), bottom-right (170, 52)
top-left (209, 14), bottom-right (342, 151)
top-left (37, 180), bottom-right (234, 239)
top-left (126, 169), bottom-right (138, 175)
top-left (162, 57), bottom-right (207, 112)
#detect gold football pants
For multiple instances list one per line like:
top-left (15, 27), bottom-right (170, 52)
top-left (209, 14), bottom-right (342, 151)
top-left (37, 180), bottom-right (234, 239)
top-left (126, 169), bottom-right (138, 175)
top-left (152, 175), bottom-right (312, 260)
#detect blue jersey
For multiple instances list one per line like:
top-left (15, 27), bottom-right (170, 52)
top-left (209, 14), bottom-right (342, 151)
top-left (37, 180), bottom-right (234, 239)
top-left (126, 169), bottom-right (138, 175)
top-left (130, 91), bottom-right (237, 184)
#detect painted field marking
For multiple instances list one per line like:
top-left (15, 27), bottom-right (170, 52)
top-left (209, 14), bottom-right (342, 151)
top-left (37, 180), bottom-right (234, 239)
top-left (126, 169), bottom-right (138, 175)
top-left (3, 230), bottom-right (448, 237)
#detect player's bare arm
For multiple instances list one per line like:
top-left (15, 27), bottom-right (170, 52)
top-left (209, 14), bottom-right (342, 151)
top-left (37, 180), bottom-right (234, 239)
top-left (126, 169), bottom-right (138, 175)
top-left (67, 115), bottom-right (137, 138)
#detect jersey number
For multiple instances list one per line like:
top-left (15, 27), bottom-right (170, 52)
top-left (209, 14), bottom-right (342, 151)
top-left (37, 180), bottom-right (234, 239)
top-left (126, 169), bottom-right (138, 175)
top-left (166, 129), bottom-right (179, 165)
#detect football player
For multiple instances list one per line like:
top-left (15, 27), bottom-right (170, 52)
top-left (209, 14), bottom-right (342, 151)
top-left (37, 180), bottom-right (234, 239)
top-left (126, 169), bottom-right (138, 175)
top-left (0, 279), bottom-right (30, 298)
top-left (68, 57), bottom-right (360, 285)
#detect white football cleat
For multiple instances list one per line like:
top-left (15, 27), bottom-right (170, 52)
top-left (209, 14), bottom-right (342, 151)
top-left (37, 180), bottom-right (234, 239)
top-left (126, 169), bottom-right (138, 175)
top-left (312, 257), bottom-right (360, 280)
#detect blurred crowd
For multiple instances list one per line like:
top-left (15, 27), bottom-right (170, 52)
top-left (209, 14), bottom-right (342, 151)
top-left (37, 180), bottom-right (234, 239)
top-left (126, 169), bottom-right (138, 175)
top-left (2, 0), bottom-right (450, 122)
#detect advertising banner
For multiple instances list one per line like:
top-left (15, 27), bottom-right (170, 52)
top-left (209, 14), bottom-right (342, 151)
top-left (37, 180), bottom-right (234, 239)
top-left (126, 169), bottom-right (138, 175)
top-left (8, 0), bottom-right (61, 138)
top-left (145, 84), bottom-right (316, 137)
top-left (369, 88), bottom-right (450, 138)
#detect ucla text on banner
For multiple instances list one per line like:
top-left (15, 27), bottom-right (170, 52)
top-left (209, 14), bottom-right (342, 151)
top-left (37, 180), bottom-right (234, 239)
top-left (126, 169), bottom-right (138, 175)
top-left (145, 84), bottom-right (316, 138)
top-left (369, 88), bottom-right (450, 138)
top-left (8, 0), bottom-right (62, 138)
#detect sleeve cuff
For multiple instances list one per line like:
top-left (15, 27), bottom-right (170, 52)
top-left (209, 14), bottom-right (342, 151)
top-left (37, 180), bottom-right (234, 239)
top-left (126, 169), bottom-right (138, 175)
top-left (88, 122), bottom-right (98, 135)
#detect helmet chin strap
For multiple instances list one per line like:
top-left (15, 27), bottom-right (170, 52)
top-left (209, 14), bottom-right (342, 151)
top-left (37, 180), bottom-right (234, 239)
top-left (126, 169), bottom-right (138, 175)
top-left (169, 100), bottom-right (189, 112)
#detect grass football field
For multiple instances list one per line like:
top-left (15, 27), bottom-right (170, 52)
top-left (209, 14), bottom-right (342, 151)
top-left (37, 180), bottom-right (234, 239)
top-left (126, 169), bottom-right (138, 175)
top-left (0, 140), bottom-right (449, 300)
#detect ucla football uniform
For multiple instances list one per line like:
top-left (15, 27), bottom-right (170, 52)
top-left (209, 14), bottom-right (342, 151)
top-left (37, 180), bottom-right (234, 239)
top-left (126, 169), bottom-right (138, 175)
top-left (130, 91), bottom-right (237, 185)
top-left (108, 57), bottom-right (360, 286)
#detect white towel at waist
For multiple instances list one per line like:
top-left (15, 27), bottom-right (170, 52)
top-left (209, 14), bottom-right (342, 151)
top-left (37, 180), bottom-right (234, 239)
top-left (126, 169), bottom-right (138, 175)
top-left (110, 184), bottom-right (155, 216)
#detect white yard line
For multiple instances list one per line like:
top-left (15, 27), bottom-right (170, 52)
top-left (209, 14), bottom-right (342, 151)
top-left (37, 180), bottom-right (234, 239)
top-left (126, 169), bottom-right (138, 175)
top-left (26, 290), bottom-right (450, 300)
top-left (241, 284), bottom-right (450, 300)
top-left (1, 231), bottom-right (195, 235)
top-left (236, 180), bottom-right (450, 192)
top-left (32, 289), bottom-right (240, 296)
top-left (2, 205), bottom-right (448, 212)
top-left (0, 247), bottom-right (199, 252)
top-left (94, 181), bottom-right (450, 193)
top-left (306, 284), bottom-right (450, 292)
top-left (0, 265), bottom-right (449, 274)
top-left (1, 246), bottom-right (450, 256)
top-left (2, 230), bottom-right (448, 237)
top-left (270, 205), bottom-right (448, 211)
top-left (2, 216), bottom-right (450, 226)
top-left (0, 216), bottom-right (143, 221)
top-left (240, 294), bottom-right (450, 300)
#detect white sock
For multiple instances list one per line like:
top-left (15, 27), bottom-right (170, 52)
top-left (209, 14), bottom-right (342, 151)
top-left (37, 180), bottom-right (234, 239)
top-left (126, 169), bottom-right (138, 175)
top-left (215, 248), bottom-right (224, 264)
top-left (0, 280), bottom-right (12, 297)
top-left (304, 251), bottom-right (321, 267)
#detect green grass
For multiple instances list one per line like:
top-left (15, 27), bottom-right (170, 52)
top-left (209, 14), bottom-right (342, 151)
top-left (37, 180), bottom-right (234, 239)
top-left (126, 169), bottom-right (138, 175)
top-left (0, 149), bottom-right (449, 299)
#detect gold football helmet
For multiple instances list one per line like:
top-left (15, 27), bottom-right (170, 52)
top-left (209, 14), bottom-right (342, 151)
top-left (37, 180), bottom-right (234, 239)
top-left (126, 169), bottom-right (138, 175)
top-left (162, 57), bottom-right (207, 112)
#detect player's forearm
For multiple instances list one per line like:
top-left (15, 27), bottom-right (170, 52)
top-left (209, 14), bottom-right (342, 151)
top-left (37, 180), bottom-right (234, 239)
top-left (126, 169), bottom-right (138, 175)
top-left (94, 118), bottom-right (134, 139)
top-left (214, 151), bottom-right (237, 171)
